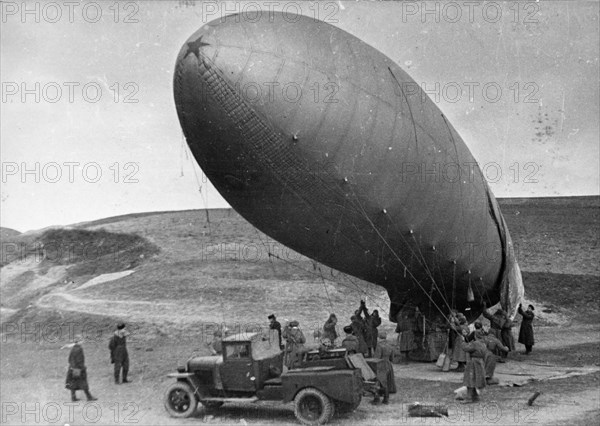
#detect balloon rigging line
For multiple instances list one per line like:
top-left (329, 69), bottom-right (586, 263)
top-left (251, 226), bottom-right (388, 315)
top-left (348, 190), bottom-right (450, 324)
top-left (318, 266), bottom-right (335, 313)
top-left (408, 233), bottom-right (453, 313)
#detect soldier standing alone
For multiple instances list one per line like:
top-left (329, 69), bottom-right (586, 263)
top-left (109, 322), bottom-right (130, 384)
top-left (517, 304), bottom-right (535, 354)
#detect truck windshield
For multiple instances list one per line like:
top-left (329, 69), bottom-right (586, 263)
top-left (225, 343), bottom-right (250, 359)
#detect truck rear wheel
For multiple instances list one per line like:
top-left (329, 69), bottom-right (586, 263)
top-left (294, 387), bottom-right (335, 425)
top-left (164, 382), bottom-right (198, 418)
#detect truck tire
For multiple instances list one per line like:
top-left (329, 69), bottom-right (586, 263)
top-left (164, 382), bottom-right (198, 418)
top-left (294, 387), bottom-right (335, 425)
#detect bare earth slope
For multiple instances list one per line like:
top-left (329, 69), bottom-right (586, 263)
top-left (0, 197), bottom-right (598, 425)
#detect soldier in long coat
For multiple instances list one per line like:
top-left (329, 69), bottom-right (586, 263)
top-left (268, 314), bottom-right (283, 350)
top-left (395, 308), bottom-right (416, 361)
top-left (322, 313), bottom-right (338, 345)
top-left (109, 322), bottom-right (130, 384)
top-left (373, 331), bottom-right (397, 402)
top-left (64, 337), bottom-right (97, 402)
top-left (517, 304), bottom-right (535, 354)
top-left (360, 301), bottom-right (381, 357)
top-left (500, 312), bottom-right (515, 357)
top-left (477, 331), bottom-right (508, 384)
top-left (282, 320), bottom-right (305, 368)
top-left (460, 329), bottom-right (487, 403)
top-left (350, 312), bottom-right (368, 356)
top-left (449, 312), bottom-right (469, 372)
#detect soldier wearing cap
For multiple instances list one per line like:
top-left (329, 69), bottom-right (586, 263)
top-left (517, 303), bottom-right (535, 354)
top-left (341, 325), bottom-right (359, 354)
top-left (268, 314), bottom-right (283, 350)
top-left (109, 322), bottom-right (130, 384)
top-left (282, 320), bottom-right (305, 368)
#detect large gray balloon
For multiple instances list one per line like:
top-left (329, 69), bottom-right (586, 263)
top-left (173, 12), bottom-right (524, 322)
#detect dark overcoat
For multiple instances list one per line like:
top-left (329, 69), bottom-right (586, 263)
top-left (351, 318), bottom-right (368, 355)
top-left (364, 314), bottom-right (381, 349)
top-left (461, 340), bottom-right (487, 389)
top-left (322, 319), bottom-right (338, 342)
top-left (395, 314), bottom-right (416, 352)
top-left (374, 339), bottom-right (397, 393)
top-left (65, 344), bottom-right (89, 391)
top-left (518, 306), bottom-right (535, 346)
top-left (109, 333), bottom-right (129, 363)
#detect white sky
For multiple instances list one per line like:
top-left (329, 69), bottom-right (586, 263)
top-left (1, 1), bottom-right (599, 232)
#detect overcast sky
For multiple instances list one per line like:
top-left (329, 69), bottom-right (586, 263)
top-left (1, 1), bottom-right (598, 232)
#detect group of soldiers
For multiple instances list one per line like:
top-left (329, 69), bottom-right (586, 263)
top-left (64, 322), bottom-right (131, 402)
top-left (64, 301), bottom-right (535, 405)
top-left (266, 300), bottom-right (388, 366)
top-left (449, 303), bottom-right (536, 403)
top-left (268, 300), bottom-right (395, 404)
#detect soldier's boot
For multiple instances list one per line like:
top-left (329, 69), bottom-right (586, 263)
top-left (71, 390), bottom-right (79, 402)
top-left (382, 388), bottom-right (390, 404)
top-left (122, 368), bottom-right (130, 383)
top-left (468, 387), bottom-right (480, 403)
top-left (371, 387), bottom-right (382, 404)
top-left (84, 390), bottom-right (97, 401)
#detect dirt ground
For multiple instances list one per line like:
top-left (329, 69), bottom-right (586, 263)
top-left (1, 329), bottom-right (599, 426)
top-left (1, 198), bottom-right (599, 425)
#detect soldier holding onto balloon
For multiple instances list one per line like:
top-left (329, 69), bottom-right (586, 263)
top-left (360, 300), bottom-right (381, 357)
top-left (449, 312), bottom-right (469, 372)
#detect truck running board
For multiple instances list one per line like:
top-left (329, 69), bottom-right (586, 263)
top-left (201, 397), bottom-right (259, 403)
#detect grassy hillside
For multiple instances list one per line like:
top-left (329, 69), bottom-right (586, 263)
top-left (0, 197), bottom-right (598, 336)
top-left (0, 228), bottom-right (159, 310)
top-left (0, 227), bottom-right (20, 239)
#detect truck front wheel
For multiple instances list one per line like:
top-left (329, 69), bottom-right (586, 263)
top-left (294, 387), bottom-right (335, 425)
top-left (163, 382), bottom-right (198, 418)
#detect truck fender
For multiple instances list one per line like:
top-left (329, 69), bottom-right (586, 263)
top-left (167, 373), bottom-right (209, 399)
